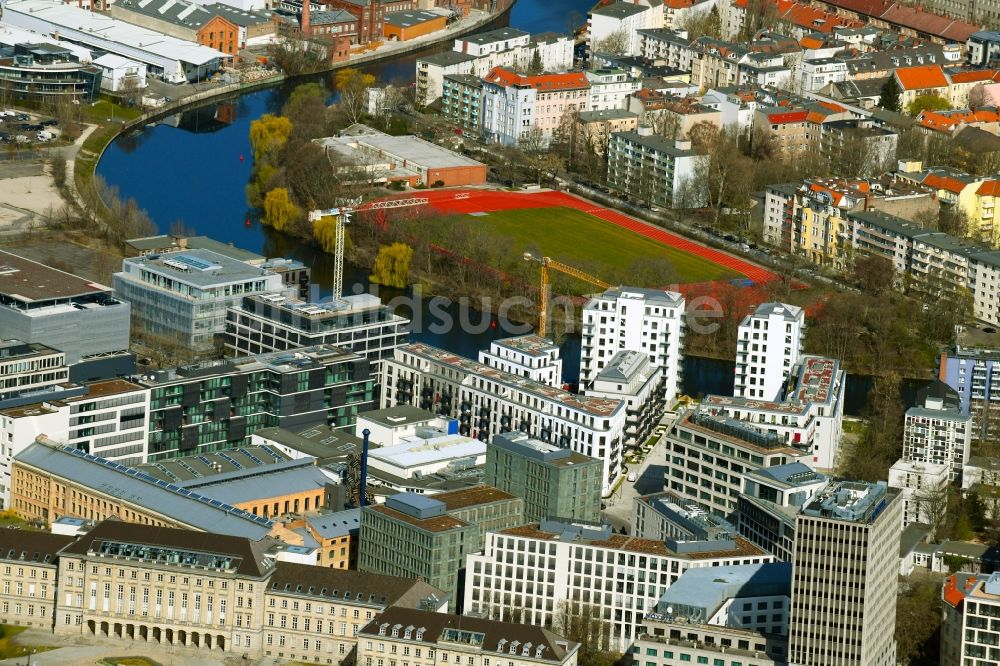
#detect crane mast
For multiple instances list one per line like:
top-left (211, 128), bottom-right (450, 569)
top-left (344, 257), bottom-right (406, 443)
top-left (524, 253), bottom-right (612, 338)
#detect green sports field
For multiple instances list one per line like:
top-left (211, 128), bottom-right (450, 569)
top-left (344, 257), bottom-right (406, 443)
top-left (470, 206), bottom-right (738, 285)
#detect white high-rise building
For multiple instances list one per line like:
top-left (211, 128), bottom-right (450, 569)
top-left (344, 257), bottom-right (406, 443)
top-left (735, 303), bottom-right (805, 400)
top-left (941, 572), bottom-right (1000, 666)
top-left (478, 335), bottom-right (563, 389)
top-left (580, 287), bottom-right (685, 403)
top-left (903, 379), bottom-right (972, 482)
top-left (887, 458), bottom-right (949, 529)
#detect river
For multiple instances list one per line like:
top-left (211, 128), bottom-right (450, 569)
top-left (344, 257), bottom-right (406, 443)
top-left (95, 0), bottom-right (922, 412)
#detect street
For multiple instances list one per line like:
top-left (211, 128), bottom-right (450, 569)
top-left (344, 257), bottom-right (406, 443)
top-left (601, 410), bottom-right (683, 532)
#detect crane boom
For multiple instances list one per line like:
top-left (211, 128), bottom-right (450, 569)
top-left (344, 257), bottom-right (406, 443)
top-left (529, 255), bottom-right (611, 338)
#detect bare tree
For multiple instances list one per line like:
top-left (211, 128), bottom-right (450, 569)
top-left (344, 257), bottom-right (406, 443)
top-left (591, 29), bottom-right (629, 58)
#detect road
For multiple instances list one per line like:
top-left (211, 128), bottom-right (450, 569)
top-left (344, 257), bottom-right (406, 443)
top-left (601, 411), bottom-right (683, 532)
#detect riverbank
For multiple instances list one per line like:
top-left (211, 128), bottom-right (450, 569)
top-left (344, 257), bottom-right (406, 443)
top-left (72, 1), bottom-right (513, 225)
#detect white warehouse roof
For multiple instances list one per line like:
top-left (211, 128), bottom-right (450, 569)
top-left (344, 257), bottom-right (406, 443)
top-left (2, 0), bottom-right (227, 80)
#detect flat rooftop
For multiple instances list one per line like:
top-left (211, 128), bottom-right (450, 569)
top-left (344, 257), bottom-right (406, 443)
top-left (0, 250), bottom-right (112, 303)
top-left (63, 379), bottom-right (144, 402)
top-left (121, 248), bottom-right (275, 288)
top-left (491, 431), bottom-right (600, 467)
top-left (135, 446), bottom-right (290, 483)
top-left (369, 434), bottom-right (484, 469)
top-left (367, 504), bottom-right (467, 533)
top-left (142, 344), bottom-right (361, 384)
top-left (434, 485), bottom-right (517, 511)
top-left (253, 425), bottom-right (365, 461)
top-left (801, 480), bottom-right (893, 523)
top-left (499, 523), bottom-right (767, 560)
top-left (399, 343), bottom-right (624, 419)
top-left (491, 335), bottom-right (559, 357)
top-left (359, 405), bottom-right (440, 428)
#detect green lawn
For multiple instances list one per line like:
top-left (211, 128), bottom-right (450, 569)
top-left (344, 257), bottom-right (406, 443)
top-left (470, 207), bottom-right (738, 286)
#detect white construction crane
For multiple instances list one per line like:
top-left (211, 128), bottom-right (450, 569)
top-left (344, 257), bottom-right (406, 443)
top-left (309, 197), bottom-right (429, 302)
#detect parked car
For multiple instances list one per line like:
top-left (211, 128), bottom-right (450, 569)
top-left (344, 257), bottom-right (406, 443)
top-left (41, 119), bottom-right (58, 127)
top-left (627, 473), bottom-right (637, 482)
top-left (15, 113), bottom-right (29, 121)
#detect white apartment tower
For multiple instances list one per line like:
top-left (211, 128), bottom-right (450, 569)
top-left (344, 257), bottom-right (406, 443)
top-left (478, 335), bottom-right (563, 389)
top-left (788, 481), bottom-right (902, 666)
top-left (735, 303), bottom-right (805, 400)
top-left (580, 287), bottom-right (685, 403)
top-left (887, 458), bottom-right (949, 530)
top-left (902, 380), bottom-right (972, 482)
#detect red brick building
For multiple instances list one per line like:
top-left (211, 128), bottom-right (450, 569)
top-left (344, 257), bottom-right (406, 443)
top-left (324, 0), bottom-right (416, 45)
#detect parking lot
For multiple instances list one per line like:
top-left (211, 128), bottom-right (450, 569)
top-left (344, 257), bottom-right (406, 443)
top-left (0, 109), bottom-right (61, 147)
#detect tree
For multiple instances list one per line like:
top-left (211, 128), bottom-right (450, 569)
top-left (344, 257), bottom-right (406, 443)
top-left (840, 372), bottom-right (904, 481)
top-left (249, 114), bottom-right (293, 162)
top-left (738, 0), bottom-right (779, 40)
top-left (119, 77), bottom-right (143, 108)
top-left (262, 187), bottom-right (301, 232)
top-left (969, 83), bottom-right (989, 110)
top-left (878, 76), bottom-right (902, 113)
top-left (551, 602), bottom-right (621, 666)
top-left (283, 82), bottom-right (330, 142)
top-left (591, 29), bottom-right (629, 57)
top-left (895, 576), bottom-right (944, 665)
top-left (853, 253), bottom-right (896, 297)
top-left (641, 110), bottom-right (681, 140)
top-left (334, 68), bottom-right (376, 126)
top-left (907, 93), bottom-right (951, 116)
top-left (527, 50), bottom-right (544, 75)
top-left (313, 215), bottom-right (352, 255)
top-left (370, 243), bottom-right (413, 288)
top-left (688, 123), bottom-right (753, 226)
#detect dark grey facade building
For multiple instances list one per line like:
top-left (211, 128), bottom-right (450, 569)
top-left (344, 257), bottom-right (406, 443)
top-left (140, 344), bottom-right (374, 461)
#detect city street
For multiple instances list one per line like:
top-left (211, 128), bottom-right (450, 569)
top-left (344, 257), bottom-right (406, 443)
top-left (601, 410), bottom-right (683, 532)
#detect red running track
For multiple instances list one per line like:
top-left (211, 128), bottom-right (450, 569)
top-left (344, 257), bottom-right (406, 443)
top-left (393, 189), bottom-right (778, 284)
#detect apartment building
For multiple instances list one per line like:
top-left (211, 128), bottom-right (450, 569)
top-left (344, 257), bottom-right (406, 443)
top-left (357, 608), bottom-right (580, 666)
top-left (941, 347), bottom-right (1000, 441)
top-left (114, 249), bottom-right (291, 352)
top-left (0, 251), bottom-right (132, 380)
top-left (480, 68), bottom-right (590, 146)
top-left (11, 437), bottom-right (274, 539)
top-left (486, 431), bottom-right (602, 524)
top-left (584, 351), bottom-right (664, 449)
top-left (788, 481), bottom-right (902, 666)
top-left (380, 343), bottom-right (626, 492)
top-left (688, 38), bottom-right (746, 89)
top-left (888, 459), bottom-right (949, 528)
top-left (941, 572), bottom-right (1000, 666)
top-left (580, 287), bottom-right (685, 404)
top-left (633, 491), bottom-right (737, 543)
top-left (736, 463), bottom-right (828, 562)
top-left (633, 616), bottom-right (787, 666)
top-left (637, 28), bottom-right (693, 70)
top-left (734, 302), bottom-right (804, 401)
top-left (478, 336), bottom-right (563, 390)
top-left (762, 177), bottom-right (937, 269)
top-left (606, 131), bottom-right (702, 209)
top-left (902, 380), bottom-right (971, 480)
top-left (441, 73), bottom-right (483, 134)
top-left (0, 527), bottom-right (74, 628)
top-left (572, 109), bottom-right (639, 158)
top-left (464, 521), bottom-right (773, 650)
top-left (664, 408), bottom-right (812, 519)
top-left (589, 1), bottom-right (663, 56)
top-left (359, 487), bottom-right (523, 611)
top-left (224, 293), bottom-right (409, 373)
top-left (415, 51), bottom-right (476, 106)
top-left (585, 68), bottom-right (640, 111)
top-left (705, 355), bottom-right (846, 472)
top-left (141, 344), bottom-right (373, 461)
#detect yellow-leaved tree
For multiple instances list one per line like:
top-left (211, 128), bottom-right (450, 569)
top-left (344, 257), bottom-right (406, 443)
top-left (313, 215), bottom-right (352, 255)
top-left (370, 243), bottom-right (413, 289)
top-left (263, 187), bottom-right (300, 232)
top-left (249, 114), bottom-right (292, 162)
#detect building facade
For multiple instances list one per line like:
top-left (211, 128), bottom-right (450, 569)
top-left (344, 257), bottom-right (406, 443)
top-left (0, 527), bottom-right (74, 628)
top-left (903, 379), bottom-right (972, 478)
top-left (734, 302), bottom-right (805, 401)
top-left (142, 344), bottom-right (374, 461)
top-left (788, 481), bottom-right (902, 666)
top-left (478, 336), bottom-right (563, 390)
top-left (485, 431), bottom-right (602, 523)
top-left (606, 132), bottom-right (701, 209)
top-left (380, 343), bottom-right (626, 492)
top-left (464, 521), bottom-right (773, 650)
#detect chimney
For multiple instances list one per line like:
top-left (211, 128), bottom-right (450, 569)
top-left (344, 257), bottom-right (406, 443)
top-left (301, 0), bottom-right (311, 37)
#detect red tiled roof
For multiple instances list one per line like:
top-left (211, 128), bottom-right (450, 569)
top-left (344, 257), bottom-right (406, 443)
top-left (817, 100), bottom-right (846, 112)
top-left (880, 4), bottom-right (978, 42)
top-left (805, 110), bottom-right (827, 123)
top-left (800, 36), bottom-right (824, 49)
top-left (768, 110), bottom-right (808, 123)
top-left (977, 180), bottom-right (1000, 196)
top-left (943, 575), bottom-right (966, 609)
top-left (894, 64), bottom-right (949, 91)
top-left (950, 70), bottom-right (1000, 84)
top-left (924, 173), bottom-right (968, 194)
top-left (484, 67), bottom-right (589, 91)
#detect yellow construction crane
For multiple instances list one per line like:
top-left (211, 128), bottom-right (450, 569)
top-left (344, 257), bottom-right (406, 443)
top-left (524, 252), bottom-right (611, 338)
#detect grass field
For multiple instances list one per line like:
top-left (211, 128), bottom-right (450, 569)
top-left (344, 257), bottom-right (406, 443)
top-left (470, 207), bottom-right (740, 285)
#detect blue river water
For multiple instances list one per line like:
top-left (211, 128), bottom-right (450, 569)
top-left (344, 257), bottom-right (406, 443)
top-left (95, 0), bottom-right (928, 410)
